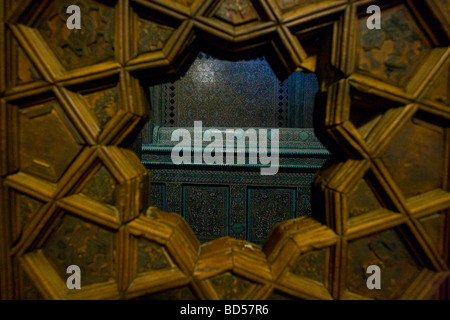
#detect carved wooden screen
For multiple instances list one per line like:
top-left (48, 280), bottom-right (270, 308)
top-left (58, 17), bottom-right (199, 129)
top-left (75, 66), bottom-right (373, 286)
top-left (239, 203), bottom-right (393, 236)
top-left (0, 0), bottom-right (449, 300)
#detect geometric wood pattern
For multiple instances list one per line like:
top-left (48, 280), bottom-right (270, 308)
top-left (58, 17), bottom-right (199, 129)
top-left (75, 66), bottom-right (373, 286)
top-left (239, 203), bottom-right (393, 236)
top-left (1, 0), bottom-right (449, 300)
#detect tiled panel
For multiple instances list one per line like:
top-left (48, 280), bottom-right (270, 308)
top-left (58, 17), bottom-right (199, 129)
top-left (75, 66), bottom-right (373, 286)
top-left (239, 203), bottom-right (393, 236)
top-left (143, 53), bottom-right (324, 245)
top-left (248, 188), bottom-right (296, 245)
top-left (182, 185), bottom-right (229, 243)
top-left (148, 170), bottom-right (317, 244)
top-left (288, 72), bottom-right (319, 128)
top-left (229, 185), bottom-right (247, 240)
top-left (141, 54), bottom-right (321, 145)
top-left (297, 186), bottom-right (313, 217)
top-left (166, 183), bottom-right (182, 214)
top-left (151, 127), bottom-right (326, 150)
top-left (150, 169), bottom-right (315, 187)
